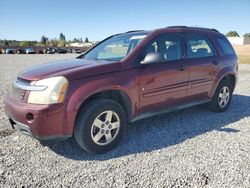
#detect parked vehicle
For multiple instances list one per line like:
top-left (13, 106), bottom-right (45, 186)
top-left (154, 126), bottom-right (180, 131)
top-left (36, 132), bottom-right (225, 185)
top-left (5, 48), bottom-right (14, 54)
top-left (46, 48), bottom-right (54, 54)
top-left (16, 48), bottom-right (26, 54)
top-left (52, 48), bottom-right (59, 54)
top-left (25, 48), bottom-right (36, 54)
top-left (58, 48), bottom-right (67, 54)
top-left (73, 48), bottom-right (82, 53)
top-left (67, 48), bottom-right (72, 53)
top-left (36, 49), bottom-right (44, 54)
top-left (4, 26), bottom-right (238, 154)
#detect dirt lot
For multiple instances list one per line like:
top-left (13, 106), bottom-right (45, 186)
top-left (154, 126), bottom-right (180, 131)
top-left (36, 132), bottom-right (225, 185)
top-left (233, 45), bottom-right (250, 64)
top-left (0, 54), bottom-right (250, 187)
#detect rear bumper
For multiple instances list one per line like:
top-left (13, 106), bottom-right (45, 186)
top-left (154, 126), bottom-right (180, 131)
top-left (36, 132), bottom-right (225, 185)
top-left (4, 94), bottom-right (71, 140)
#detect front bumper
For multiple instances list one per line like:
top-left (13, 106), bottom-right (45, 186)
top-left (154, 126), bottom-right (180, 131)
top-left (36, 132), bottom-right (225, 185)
top-left (4, 94), bottom-right (71, 140)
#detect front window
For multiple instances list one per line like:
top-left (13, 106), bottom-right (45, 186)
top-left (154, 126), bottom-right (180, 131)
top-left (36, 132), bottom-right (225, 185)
top-left (82, 32), bottom-right (148, 61)
top-left (142, 33), bottom-right (182, 62)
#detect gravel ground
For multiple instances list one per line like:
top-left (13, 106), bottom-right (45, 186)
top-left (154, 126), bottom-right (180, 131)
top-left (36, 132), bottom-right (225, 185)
top-left (0, 54), bottom-right (250, 187)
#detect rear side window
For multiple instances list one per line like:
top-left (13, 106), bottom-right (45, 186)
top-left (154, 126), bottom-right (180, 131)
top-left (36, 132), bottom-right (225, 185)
top-left (185, 33), bottom-right (214, 58)
top-left (216, 37), bottom-right (236, 56)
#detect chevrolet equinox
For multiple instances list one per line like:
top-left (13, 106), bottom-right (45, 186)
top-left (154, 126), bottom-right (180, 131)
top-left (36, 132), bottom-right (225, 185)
top-left (4, 26), bottom-right (238, 153)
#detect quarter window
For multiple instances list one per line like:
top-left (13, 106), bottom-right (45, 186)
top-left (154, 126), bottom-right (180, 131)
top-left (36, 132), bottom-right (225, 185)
top-left (216, 37), bottom-right (236, 55)
top-left (186, 33), bottom-right (214, 58)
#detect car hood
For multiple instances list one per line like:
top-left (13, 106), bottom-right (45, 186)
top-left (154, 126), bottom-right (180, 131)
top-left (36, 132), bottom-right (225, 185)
top-left (18, 58), bottom-right (121, 81)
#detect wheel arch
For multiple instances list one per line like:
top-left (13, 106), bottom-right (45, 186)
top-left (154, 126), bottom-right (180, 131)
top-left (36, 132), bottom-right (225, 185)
top-left (75, 89), bottom-right (132, 123)
top-left (210, 72), bottom-right (237, 99)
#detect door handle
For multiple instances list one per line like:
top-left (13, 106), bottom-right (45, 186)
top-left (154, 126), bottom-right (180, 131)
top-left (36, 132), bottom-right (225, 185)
top-left (177, 65), bottom-right (185, 71)
top-left (212, 60), bottom-right (218, 65)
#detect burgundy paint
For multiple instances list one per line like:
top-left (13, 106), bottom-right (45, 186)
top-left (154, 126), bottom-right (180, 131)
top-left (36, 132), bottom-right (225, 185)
top-left (4, 27), bottom-right (238, 139)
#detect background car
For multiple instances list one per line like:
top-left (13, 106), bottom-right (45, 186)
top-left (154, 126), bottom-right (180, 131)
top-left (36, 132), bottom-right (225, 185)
top-left (36, 49), bottom-right (44, 54)
top-left (46, 48), bottom-right (54, 54)
top-left (58, 48), bottom-right (67, 54)
top-left (73, 48), bottom-right (82, 53)
top-left (25, 48), bottom-right (36, 54)
top-left (67, 48), bottom-right (72, 53)
top-left (16, 48), bottom-right (26, 54)
top-left (5, 48), bottom-right (14, 54)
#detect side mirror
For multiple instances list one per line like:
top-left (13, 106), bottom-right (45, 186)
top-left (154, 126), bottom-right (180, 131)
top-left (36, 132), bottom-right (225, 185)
top-left (141, 52), bottom-right (165, 65)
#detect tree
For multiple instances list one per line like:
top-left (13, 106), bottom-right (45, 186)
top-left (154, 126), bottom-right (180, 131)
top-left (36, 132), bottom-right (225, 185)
top-left (58, 33), bottom-right (66, 47)
top-left (40, 35), bottom-right (48, 46)
top-left (243, 33), bottom-right (250, 37)
top-left (3, 40), bottom-right (9, 46)
top-left (85, 37), bottom-right (89, 42)
top-left (59, 33), bottom-right (66, 40)
top-left (50, 38), bottom-right (58, 46)
top-left (19, 41), bottom-right (31, 47)
top-left (58, 39), bottom-right (66, 47)
top-left (226, 31), bottom-right (240, 37)
top-left (72, 38), bottom-right (77, 43)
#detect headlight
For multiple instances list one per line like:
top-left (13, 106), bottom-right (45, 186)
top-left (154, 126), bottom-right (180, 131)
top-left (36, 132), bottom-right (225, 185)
top-left (28, 76), bottom-right (68, 104)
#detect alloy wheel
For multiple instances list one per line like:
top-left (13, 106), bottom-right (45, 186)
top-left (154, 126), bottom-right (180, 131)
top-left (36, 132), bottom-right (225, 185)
top-left (91, 110), bottom-right (120, 146)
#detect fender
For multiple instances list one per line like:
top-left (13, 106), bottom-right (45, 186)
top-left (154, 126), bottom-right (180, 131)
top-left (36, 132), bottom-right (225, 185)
top-left (62, 69), bottom-right (140, 135)
top-left (208, 65), bottom-right (237, 99)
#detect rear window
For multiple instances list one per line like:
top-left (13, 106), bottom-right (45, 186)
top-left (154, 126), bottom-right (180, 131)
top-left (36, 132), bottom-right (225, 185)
top-left (216, 37), bottom-right (236, 56)
top-left (185, 33), bottom-right (214, 58)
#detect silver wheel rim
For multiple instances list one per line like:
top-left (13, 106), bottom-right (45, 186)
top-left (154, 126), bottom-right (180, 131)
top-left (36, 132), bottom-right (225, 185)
top-left (218, 86), bottom-right (230, 108)
top-left (91, 110), bottom-right (120, 146)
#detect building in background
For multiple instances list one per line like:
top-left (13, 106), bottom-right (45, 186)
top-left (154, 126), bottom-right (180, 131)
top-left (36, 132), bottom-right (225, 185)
top-left (67, 41), bottom-right (98, 48)
top-left (227, 37), bottom-right (250, 45)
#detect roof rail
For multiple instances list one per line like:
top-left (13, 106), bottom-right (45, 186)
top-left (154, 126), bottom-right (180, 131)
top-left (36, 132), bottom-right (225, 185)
top-left (126, 30), bottom-right (145, 33)
top-left (167, 26), bottom-right (187, 28)
top-left (167, 26), bottom-right (219, 33)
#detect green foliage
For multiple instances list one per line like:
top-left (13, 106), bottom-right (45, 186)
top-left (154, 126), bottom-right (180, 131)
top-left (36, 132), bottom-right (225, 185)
top-left (58, 39), bottom-right (66, 47)
top-left (49, 38), bottom-right (58, 46)
top-left (72, 38), bottom-right (79, 43)
top-left (226, 31), bottom-right (240, 37)
top-left (40, 35), bottom-right (49, 46)
top-left (0, 39), bottom-right (19, 46)
top-left (243, 33), bottom-right (250, 37)
top-left (19, 41), bottom-right (35, 47)
top-left (4, 40), bottom-right (9, 45)
top-left (0, 32), bottom-right (90, 47)
top-left (59, 33), bottom-right (66, 40)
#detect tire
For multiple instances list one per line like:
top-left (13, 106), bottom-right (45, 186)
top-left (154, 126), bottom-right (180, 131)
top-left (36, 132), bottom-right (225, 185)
top-left (74, 99), bottom-right (126, 154)
top-left (208, 79), bottom-right (233, 112)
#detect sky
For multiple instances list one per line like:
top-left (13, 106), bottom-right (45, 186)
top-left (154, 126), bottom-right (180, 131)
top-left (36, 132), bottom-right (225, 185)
top-left (0, 0), bottom-right (250, 41)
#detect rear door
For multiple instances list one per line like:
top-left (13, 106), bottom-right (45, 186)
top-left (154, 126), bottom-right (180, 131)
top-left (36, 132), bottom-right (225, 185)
top-left (184, 32), bottom-right (219, 102)
top-left (139, 33), bottom-right (189, 113)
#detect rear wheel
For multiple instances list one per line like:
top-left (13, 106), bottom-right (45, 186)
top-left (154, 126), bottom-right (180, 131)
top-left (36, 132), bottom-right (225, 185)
top-left (74, 99), bottom-right (126, 154)
top-left (208, 79), bottom-right (233, 112)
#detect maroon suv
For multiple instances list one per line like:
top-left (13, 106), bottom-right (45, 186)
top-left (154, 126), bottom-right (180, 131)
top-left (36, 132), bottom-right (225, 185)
top-left (4, 26), bottom-right (238, 154)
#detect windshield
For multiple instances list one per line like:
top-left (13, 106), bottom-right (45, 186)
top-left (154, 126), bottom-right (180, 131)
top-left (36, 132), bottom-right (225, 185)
top-left (82, 32), bottom-right (148, 61)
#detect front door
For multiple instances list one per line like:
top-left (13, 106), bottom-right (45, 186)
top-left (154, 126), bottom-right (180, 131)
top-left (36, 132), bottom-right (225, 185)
top-left (139, 33), bottom-right (188, 113)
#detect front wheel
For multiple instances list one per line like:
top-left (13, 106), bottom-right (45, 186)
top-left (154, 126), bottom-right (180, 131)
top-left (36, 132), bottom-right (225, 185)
top-left (74, 99), bottom-right (126, 154)
top-left (208, 79), bottom-right (233, 112)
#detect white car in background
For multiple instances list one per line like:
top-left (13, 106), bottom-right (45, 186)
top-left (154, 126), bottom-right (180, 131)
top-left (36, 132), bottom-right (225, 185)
top-left (25, 48), bottom-right (36, 54)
